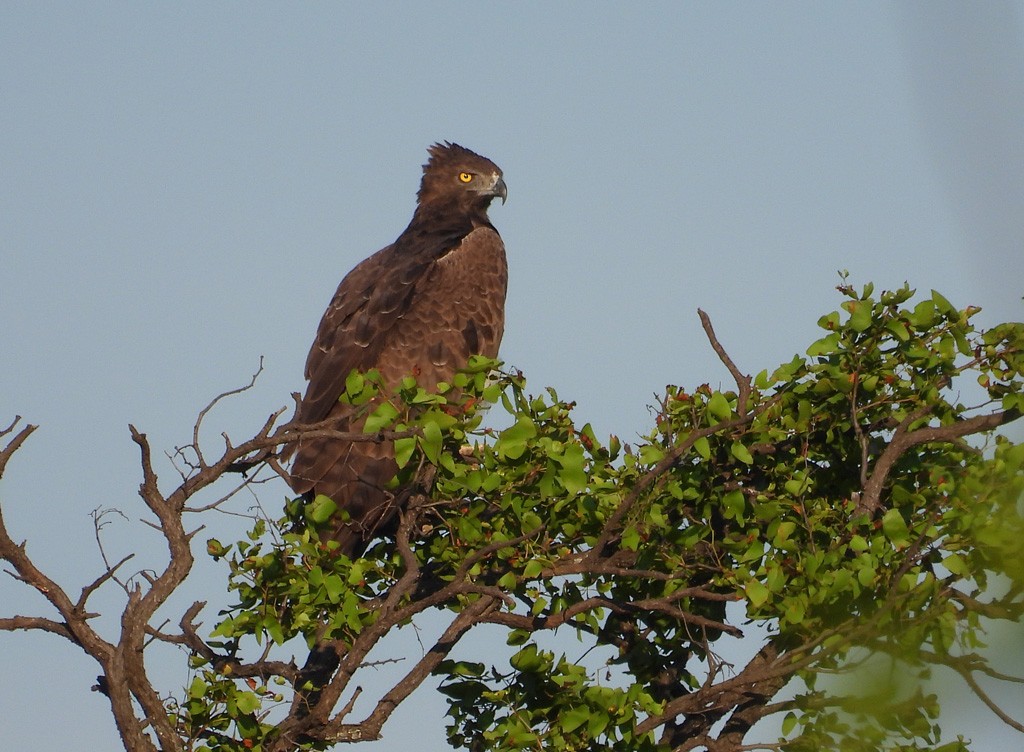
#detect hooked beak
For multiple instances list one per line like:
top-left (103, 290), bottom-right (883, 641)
top-left (490, 174), bottom-right (508, 204)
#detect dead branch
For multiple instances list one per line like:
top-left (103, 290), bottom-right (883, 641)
top-left (0, 614), bottom-right (75, 640)
top-left (0, 418), bottom-right (38, 478)
top-left (698, 308), bottom-right (753, 416)
top-left (192, 357), bottom-right (266, 468)
top-left (77, 553), bottom-right (135, 610)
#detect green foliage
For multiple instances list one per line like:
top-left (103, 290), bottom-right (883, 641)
top-left (174, 284), bottom-right (1023, 751)
top-left (166, 662), bottom-right (282, 752)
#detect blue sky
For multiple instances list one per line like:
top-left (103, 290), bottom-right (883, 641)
top-left (2, 4), bottom-right (1022, 750)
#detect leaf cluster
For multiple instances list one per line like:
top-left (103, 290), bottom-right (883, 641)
top-left (175, 283), bottom-right (1024, 752)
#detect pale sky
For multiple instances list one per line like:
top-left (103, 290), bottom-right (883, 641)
top-left (2, 4), bottom-right (1022, 750)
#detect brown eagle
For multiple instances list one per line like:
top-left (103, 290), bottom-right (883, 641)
top-left (288, 142), bottom-right (508, 556)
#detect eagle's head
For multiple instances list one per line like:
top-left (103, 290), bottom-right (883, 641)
top-left (417, 142), bottom-right (507, 214)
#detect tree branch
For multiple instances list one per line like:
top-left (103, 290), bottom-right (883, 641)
top-left (0, 418), bottom-right (38, 478)
top-left (0, 615), bottom-right (75, 640)
top-left (857, 406), bottom-right (1021, 515)
top-left (698, 308), bottom-right (752, 416)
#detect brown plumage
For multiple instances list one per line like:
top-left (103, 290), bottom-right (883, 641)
top-left (288, 142), bottom-right (508, 556)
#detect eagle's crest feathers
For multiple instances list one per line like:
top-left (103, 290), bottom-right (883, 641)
top-left (416, 142), bottom-right (506, 212)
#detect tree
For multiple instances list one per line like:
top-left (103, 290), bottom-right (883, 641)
top-left (1, 281), bottom-right (1022, 752)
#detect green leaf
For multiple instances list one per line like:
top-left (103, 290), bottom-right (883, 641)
top-left (363, 400), bottom-right (399, 433)
top-left (419, 420), bottom-right (443, 464)
top-left (450, 660), bottom-right (485, 678)
top-left (560, 705), bottom-right (591, 733)
top-left (846, 299), bottom-right (873, 332)
top-left (324, 573), bottom-right (345, 603)
top-left (188, 676), bottom-right (208, 699)
top-left (437, 679), bottom-right (487, 701)
top-left (506, 629), bottom-right (530, 646)
top-left (857, 563), bottom-right (876, 587)
top-left (394, 435), bottom-right (416, 469)
top-left (931, 289), bottom-right (955, 316)
top-left (745, 580), bottom-right (770, 608)
top-left (943, 554), bottom-right (969, 576)
top-left (463, 354), bottom-right (501, 373)
top-left (556, 444), bottom-right (588, 494)
top-left (206, 538), bottom-right (227, 559)
top-left (266, 616), bottom-right (287, 645)
top-left (693, 435), bottom-right (711, 459)
top-left (509, 644), bottom-right (545, 672)
top-left (817, 310), bottom-right (840, 331)
top-left (784, 598), bottom-right (806, 624)
top-left (882, 508), bottom-right (910, 546)
top-left (608, 433), bottom-right (621, 457)
top-left (807, 332), bottom-right (841, 356)
top-left (306, 494), bottom-right (338, 524)
top-left (347, 561), bottom-right (365, 586)
top-left (722, 489), bottom-right (745, 521)
top-left (782, 711), bottom-right (798, 735)
top-left (773, 521), bottom-right (797, 546)
top-left (523, 559), bottom-right (545, 578)
top-left (1003, 392), bottom-right (1024, 414)
top-left (783, 477), bottom-right (808, 496)
top-left (497, 416), bottom-right (537, 460)
top-left (909, 300), bottom-right (937, 329)
top-left (344, 370), bottom-right (364, 397)
top-left (707, 392), bottom-right (732, 422)
top-left (638, 444), bottom-right (665, 465)
top-left (730, 441), bottom-right (754, 464)
top-left (886, 318), bottom-right (911, 342)
top-left (587, 711), bottom-right (610, 737)
top-left (234, 691), bottom-right (262, 715)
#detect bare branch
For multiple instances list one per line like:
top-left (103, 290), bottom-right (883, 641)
top-left (955, 661), bottom-right (1024, 733)
top-left (0, 418), bottom-right (38, 478)
top-left (129, 426), bottom-right (163, 510)
top-left (698, 308), bottom-right (752, 416)
top-left (0, 615), bottom-right (75, 640)
top-left (77, 552), bottom-right (135, 610)
top-left (192, 357), bottom-right (266, 468)
top-left (183, 476), bottom-right (260, 514)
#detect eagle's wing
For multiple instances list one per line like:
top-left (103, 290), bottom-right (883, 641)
top-left (297, 245), bottom-right (420, 426)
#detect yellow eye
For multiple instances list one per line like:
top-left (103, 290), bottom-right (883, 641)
top-left (458, 172), bottom-right (474, 183)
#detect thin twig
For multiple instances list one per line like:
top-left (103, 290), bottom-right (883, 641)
top-left (192, 357), bottom-right (266, 468)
